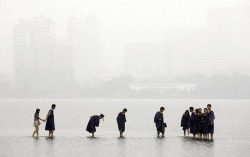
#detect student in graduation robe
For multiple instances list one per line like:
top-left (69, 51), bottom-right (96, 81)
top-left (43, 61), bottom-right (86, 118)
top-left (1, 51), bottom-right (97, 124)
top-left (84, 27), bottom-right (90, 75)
top-left (86, 114), bottom-right (105, 138)
top-left (117, 108), bottom-right (127, 138)
top-left (207, 104), bottom-right (215, 139)
top-left (181, 110), bottom-right (190, 136)
top-left (198, 108), bottom-right (203, 138)
top-left (193, 109), bottom-right (200, 138)
top-left (45, 104), bottom-right (56, 138)
top-left (201, 108), bottom-right (209, 139)
top-left (189, 107), bottom-right (196, 137)
top-left (154, 107), bottom-right (166, 137)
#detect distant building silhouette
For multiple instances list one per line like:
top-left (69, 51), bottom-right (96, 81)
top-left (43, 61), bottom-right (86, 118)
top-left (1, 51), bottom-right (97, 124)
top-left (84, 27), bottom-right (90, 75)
top-left (124, 41), bottom-right (173, 80)
top-left (13, 16), bottom-right (74, 96)
top-left (67, 15), bottom-right (102, 83)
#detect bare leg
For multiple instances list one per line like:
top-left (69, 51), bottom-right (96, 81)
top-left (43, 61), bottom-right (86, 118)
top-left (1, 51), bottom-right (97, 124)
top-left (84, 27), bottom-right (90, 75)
top-left (51, 131), bottom-right (54, 137)
top-left (120, 131), bottom-right (124, 138)
top-left (32, 126), bottom-right (38, 137)
top-left (49, 131), bottom-right (52, 138)
top-left (36, 127), bottom-right (39, 137)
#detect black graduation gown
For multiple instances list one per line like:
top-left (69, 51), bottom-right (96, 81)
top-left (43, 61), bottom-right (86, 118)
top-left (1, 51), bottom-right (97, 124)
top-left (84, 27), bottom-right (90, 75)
top-left (201, 113), bottom-right (209, 134)
top-left (190, 112), bottom-right (195, 134)
top-left (154, 111), bottom-right (165, 133)
top-left (86, 115), bottom-right (100, 133)
top-left (194, 114), bottom-right (201, 134)
top-left (208, 111), bottom-right (215, 133)
top-left (117, 112), bottom-right (126, 132)
top-left (181, 114), bottom-right (190, 130)
top-left (45, 109), bottom-right (55, 131)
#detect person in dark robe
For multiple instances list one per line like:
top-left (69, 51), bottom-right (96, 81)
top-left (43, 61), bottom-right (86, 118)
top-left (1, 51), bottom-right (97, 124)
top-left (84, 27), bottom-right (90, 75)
top-left (154, 107), bottom-right (166, 137)
top-left (45, 104), bottom-right (56, 138)
top-left (32, 108), bottom-right (45, 137)
top-left (193, 109), bottom-right (200, 138)
top-left (198, 108), bottom-right (203, 138)
top-left (201, 108), bottom-right (209, 139)
top-left (86, 114), bottom-right (105, 138)
top-left (181, 110), bottom-right (190, 136)
top-left (207, 104), bottom-right (215, 139)
top-left (189, 107), bottom-right (196, 137)
top-left (117, 108), bottom-right (127, 138)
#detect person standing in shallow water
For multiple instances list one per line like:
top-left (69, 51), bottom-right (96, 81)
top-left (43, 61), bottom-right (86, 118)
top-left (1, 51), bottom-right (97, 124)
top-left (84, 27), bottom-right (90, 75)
top-left (189, 107), bottom-right (195, 137)
top-left (86, 114), bottom-right (105, 138)
top-left (201, 108), bottom-right (209, 139)
top-left (181, 110), bottom-right (190, 136)
top-left (45, 104), bottom-right (56, 138)
top-left (32, 109), bottom-right (45, 137)
top-left (117, 108), bottom-right (127, 138)
top-left (207, 104), bottom-right (215, 139)
top-left (154, 107), bottom-right (166, 137)
top-left (193, 109), bottom-right (201, 138)
top-left (197, 108), bottom-right (203, 138)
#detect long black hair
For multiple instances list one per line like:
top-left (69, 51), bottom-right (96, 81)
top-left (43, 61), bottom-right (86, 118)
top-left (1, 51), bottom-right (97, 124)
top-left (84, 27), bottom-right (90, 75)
top-left (35, 109), bottom-right (40, 115)
top-left (184, 110), bottom-right (190, 117)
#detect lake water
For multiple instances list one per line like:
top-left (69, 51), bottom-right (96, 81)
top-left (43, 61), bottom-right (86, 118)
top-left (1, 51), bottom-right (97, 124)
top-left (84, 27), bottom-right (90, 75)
top-left (0, 99), bottom-right (250, 157)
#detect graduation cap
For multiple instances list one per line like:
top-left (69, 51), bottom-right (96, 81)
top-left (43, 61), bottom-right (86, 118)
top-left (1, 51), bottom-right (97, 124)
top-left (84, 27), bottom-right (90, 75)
top-left (100, 113), bottom-right (105, 121)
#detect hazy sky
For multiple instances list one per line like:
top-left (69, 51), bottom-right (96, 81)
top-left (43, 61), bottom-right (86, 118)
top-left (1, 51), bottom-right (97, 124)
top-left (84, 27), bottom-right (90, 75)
top-left (0, 0), bottom-right (249, 74)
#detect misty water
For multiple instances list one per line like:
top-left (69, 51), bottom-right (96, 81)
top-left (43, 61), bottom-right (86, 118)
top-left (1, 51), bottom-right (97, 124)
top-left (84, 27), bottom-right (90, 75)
top-left (0, 99), bottom-right (249, 157)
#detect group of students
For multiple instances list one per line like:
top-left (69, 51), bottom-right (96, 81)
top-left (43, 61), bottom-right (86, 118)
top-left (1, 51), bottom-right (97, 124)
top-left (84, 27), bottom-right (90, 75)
top-left (32, 105), bottom-right (128, 138)
top-left (32, 104), bottom-right (215, 139)
top-left (181, 104), bottom-right (215, 139)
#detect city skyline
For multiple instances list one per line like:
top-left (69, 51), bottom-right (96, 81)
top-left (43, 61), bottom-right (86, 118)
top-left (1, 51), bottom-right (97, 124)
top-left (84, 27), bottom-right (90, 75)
top-left (0, 0), bottom-right (249, 76)
top-left (10, 7), bottom-right (250, 83)
top-left (0, 0), bottom-right (250, 98)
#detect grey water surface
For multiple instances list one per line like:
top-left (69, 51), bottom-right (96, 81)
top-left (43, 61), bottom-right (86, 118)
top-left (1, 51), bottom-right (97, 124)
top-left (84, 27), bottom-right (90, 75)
top-left (0, 99), bottom-right (249, 157)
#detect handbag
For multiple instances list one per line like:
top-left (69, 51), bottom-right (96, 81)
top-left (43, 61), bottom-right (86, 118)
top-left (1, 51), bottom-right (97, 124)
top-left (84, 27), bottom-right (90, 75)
top-left (164, 123), bottom-right (167, 127)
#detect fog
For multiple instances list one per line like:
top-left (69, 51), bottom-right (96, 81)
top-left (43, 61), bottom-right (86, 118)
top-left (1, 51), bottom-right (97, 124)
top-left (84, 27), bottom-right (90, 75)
top-left (0, 0), bottom-right (250, 98)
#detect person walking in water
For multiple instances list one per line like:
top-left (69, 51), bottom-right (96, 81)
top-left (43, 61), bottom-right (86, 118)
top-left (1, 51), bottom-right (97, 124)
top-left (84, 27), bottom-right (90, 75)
top-left (86, 114), bottom-right (105, 138)
top-left (117, 108), bottom-right (127, 138)
top-left (207, 104), bottom-right (215, 140)
top-left (32, 108), bottom-right (45, 137)
top-left (45, 104), bottom-right (56, 138)
top-left (154, 107), bottom-right (166, 137)
top-left (181, 110), bottom-right (190, 136)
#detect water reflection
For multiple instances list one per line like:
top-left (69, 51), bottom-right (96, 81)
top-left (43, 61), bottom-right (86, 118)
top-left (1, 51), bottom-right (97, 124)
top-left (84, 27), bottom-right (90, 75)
top-left (116, 137), bottom-right (127, 157)
top-left (45, 137), bottom-right (55, 156)
top-left (180, 136), bottom-right (214, 157)
top-left (154, 137), bottom-right (165, 156)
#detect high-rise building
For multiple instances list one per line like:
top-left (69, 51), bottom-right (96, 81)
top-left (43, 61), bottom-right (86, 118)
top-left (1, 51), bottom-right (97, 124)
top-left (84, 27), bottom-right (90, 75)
top-left (13, 16), bottom-right (74, 95)
top-left (67, 15), bottom-right (102, 82)
top-left (165, 29), bottom-right (211, 76)
top-left (207, 7), bottom-right (250, 74)
top-left (14, 16), bottom-right (55, 86)
top-left (124, 41), bottom-right (173, 80)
